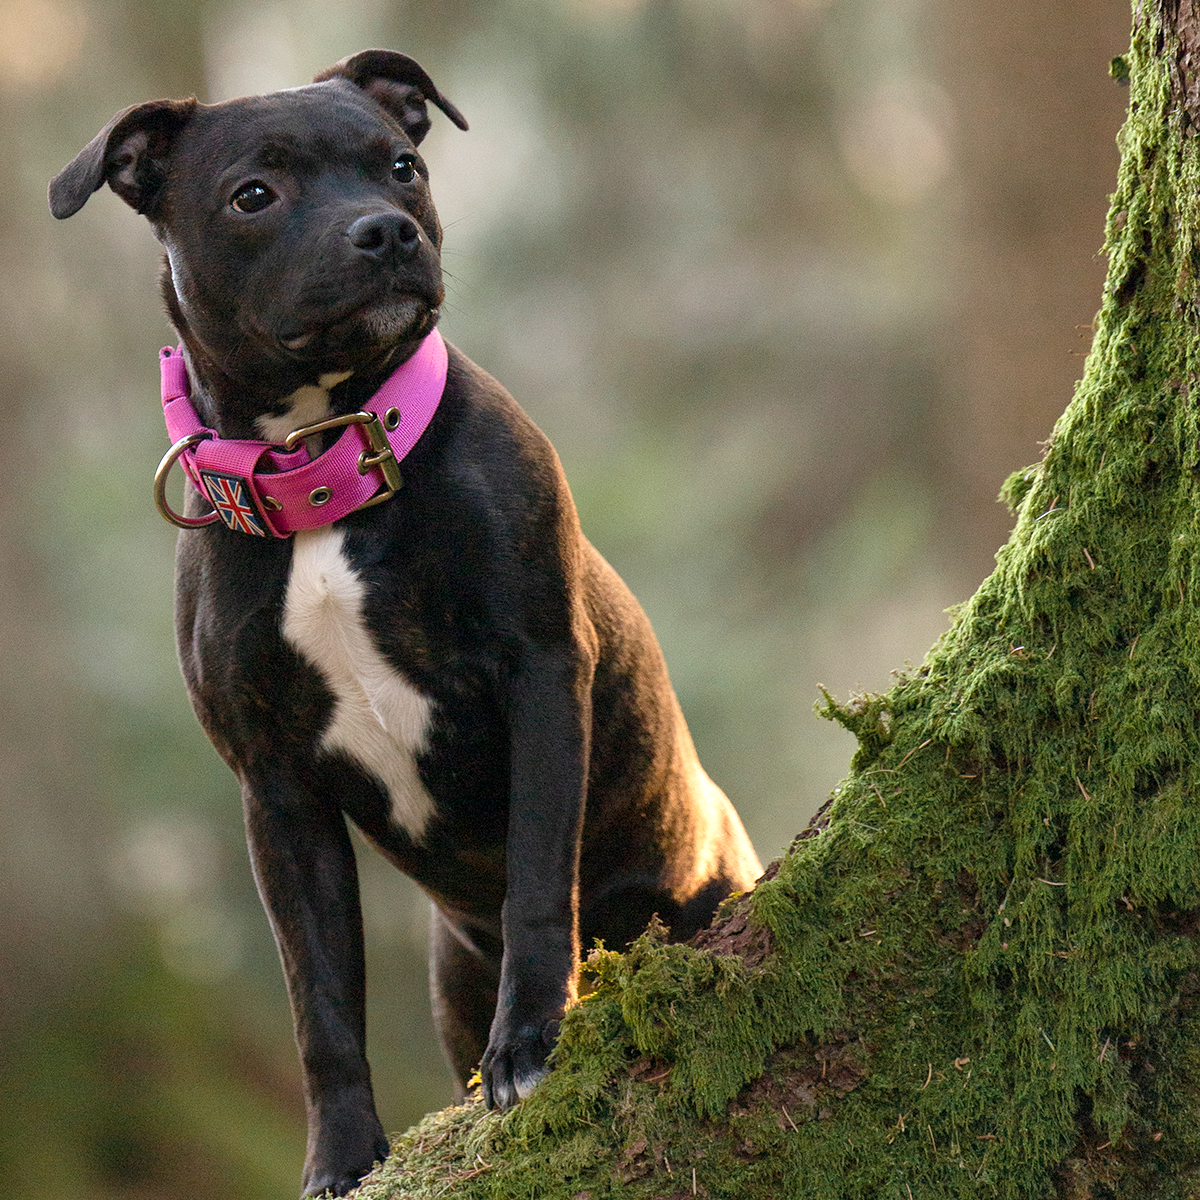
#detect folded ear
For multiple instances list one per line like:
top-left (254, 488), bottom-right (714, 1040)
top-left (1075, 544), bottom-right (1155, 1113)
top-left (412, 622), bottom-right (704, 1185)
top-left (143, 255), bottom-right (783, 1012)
top-left (314, 49), bottom-right (468, 146)
top-left (48, 98), bottom-right (196, 220)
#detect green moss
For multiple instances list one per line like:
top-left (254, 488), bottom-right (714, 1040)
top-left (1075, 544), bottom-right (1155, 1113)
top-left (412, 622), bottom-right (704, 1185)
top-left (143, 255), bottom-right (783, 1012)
top-left (356, 7), bottom-right (1200, 1197)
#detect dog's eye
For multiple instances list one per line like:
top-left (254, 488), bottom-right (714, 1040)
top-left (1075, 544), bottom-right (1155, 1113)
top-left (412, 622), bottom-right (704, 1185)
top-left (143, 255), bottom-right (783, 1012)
top-left (392, 156), bottom-right (418, 184)
top-left (230, 182), bottom-right (277, 214)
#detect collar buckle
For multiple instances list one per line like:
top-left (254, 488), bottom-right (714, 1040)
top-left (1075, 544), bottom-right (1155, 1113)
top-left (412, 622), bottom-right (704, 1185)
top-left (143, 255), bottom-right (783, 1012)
top-left (284, 410), bottom-right (403, 508)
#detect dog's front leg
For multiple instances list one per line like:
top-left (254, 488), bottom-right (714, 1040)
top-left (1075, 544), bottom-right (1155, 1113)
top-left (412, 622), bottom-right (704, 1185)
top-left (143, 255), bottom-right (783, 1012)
top-left (240, 771), bottom-right (388, 1198)
top-left (481, 645), bottom-right (594, 1109)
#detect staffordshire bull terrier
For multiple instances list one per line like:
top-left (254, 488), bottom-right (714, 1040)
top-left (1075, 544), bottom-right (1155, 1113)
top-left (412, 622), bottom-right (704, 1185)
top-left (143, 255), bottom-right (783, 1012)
top-left (49, 50), bottom-right (762, 1198)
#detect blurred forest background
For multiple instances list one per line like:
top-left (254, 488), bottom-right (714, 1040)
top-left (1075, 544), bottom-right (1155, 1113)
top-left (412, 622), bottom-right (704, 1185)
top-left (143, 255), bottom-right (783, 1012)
top-left (0, 0), bottom-right (1130, 1196)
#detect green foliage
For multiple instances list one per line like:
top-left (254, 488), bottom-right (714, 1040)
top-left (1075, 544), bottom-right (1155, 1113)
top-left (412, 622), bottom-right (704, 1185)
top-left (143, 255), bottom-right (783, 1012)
top-left (2, 930), bottom-right (303, 1200)
top-left (356, 7), bottom-right (1200, 1197)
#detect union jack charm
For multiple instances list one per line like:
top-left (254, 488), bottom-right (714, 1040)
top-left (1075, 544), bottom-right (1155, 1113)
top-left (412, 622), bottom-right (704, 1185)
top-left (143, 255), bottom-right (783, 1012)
top-left (199, 471), bottom-right (268, 537)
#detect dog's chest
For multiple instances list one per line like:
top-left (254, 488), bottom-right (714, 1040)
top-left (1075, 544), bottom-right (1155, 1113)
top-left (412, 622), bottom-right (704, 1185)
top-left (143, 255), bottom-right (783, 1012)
top-left (281, 526), bottom-right (436, 840)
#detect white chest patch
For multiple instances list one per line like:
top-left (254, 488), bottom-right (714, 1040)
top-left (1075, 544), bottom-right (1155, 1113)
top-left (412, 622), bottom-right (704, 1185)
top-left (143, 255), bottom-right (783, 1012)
top-left (256, 371), bottom-right (353, 447)
top-left (281, 525), bottom-right (436, 840)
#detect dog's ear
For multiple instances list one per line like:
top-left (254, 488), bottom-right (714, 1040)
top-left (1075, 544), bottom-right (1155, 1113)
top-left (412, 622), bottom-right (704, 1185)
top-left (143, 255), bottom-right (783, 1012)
top-left (315, 50), bottom-right (468, 145)
top-left (49, 98), bottom-right (197, 220)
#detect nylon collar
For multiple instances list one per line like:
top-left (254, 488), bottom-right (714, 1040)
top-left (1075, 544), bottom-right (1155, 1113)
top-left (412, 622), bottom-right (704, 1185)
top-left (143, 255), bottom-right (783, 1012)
top-left (155, 329), bottom-right (447, 537)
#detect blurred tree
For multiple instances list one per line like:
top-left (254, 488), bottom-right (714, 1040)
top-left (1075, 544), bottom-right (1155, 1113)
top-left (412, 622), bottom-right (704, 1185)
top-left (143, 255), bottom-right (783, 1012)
top-left (933, 0), bottom-right (1130, 579)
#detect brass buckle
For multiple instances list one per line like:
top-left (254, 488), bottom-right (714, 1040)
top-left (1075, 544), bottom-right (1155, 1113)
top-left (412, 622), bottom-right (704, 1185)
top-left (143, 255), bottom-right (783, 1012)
top-left (284, 410), bottom-right (402, 509)
top-left (154, 432), bottom-right (220, 529)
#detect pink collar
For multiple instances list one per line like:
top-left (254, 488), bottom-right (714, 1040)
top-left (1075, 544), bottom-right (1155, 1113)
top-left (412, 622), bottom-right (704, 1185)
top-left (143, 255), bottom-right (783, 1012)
top-left (155, 329), bottom-right (447, 537)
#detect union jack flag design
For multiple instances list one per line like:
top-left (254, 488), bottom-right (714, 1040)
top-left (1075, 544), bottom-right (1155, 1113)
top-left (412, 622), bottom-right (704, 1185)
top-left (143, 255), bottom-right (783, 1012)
top-left (200, 471), bottom-right (268, 537)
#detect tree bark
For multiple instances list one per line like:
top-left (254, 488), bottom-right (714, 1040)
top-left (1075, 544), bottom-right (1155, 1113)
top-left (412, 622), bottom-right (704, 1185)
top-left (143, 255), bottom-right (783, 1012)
top-left (357, 3), bottom-right (1200, 1196)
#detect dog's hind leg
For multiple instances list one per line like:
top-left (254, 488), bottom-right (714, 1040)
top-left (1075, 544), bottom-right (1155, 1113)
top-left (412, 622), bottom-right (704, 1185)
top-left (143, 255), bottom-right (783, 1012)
top-left (428, 904), bottom-right (501, 1099)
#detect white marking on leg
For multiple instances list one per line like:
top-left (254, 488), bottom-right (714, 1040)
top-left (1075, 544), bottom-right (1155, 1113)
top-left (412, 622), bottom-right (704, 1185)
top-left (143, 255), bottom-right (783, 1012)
top-left (514, 1066), bottom-right (547, 1099)
top-left (282, 526), bottom-right (436, 839)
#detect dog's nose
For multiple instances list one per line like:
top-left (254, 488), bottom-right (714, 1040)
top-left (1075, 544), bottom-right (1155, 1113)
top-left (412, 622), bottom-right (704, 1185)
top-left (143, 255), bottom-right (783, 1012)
top-left (347, 212), bottom-right (421, 261)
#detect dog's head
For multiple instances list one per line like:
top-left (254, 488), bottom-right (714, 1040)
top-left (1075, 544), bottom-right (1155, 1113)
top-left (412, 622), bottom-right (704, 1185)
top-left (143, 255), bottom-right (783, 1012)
top-left (49, 51), bottom-right (467, 380)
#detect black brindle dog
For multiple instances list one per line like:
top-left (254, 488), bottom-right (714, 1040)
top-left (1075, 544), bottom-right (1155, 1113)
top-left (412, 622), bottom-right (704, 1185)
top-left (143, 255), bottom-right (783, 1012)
top-left (50, 50), bottom-right (762, 1198)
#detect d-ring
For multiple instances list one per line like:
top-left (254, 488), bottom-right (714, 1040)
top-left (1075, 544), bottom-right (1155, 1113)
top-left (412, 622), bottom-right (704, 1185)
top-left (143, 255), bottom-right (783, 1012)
top-left (154, 432), bottom-right (220, 528)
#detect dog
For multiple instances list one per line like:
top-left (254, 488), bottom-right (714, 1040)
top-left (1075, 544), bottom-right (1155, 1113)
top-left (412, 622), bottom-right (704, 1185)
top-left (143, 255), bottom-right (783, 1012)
top-left (49, 50), bottom-right (763, 1198)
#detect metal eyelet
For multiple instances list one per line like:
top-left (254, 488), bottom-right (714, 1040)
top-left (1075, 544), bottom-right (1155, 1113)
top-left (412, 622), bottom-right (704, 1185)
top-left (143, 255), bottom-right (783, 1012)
top-left (309, 487), bottom-right (332, 507)
top-left (262, 495), bottom-right (282, 511)
top-left (383, 407), bottom-right (401, 431)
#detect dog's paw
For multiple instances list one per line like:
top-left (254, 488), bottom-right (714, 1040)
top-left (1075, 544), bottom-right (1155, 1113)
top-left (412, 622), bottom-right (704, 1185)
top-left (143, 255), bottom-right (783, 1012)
top-left (480, 1019), bottom-right (561, 1110)
top-left (302, 1169), bottom-right (375, 1199)
top-left (302, 1145), bottom-right (388, 1198)
top-left (301, 1104), bottom-right (389, 1197)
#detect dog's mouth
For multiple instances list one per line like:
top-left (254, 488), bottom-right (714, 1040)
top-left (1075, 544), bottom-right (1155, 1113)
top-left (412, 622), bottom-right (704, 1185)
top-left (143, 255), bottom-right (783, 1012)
top-left (274, 289), bottom-right (437, 359)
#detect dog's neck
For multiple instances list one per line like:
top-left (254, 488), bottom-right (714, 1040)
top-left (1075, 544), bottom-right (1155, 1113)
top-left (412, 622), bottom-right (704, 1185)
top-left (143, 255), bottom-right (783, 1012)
top-left (161, 269), bottom-right (428, 442)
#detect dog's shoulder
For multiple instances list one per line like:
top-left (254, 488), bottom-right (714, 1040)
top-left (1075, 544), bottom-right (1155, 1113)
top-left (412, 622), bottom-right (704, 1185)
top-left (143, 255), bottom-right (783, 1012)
top-left (441, 342), bottom-right (550, 441)
top-left (434, 340), bottom-right (577, 510)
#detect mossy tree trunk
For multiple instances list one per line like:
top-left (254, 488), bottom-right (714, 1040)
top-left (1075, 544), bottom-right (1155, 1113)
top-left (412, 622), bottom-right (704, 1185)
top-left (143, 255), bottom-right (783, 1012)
top-left (358, 4), bottom-right (1200, 1197)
